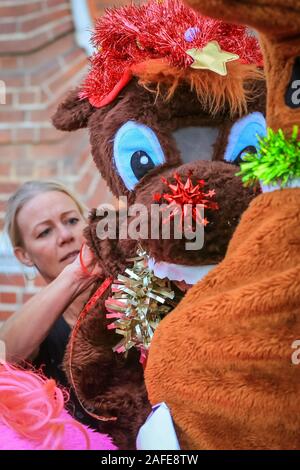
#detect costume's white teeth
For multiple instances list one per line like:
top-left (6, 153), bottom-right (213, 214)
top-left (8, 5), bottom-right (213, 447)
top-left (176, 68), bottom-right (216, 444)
top-left (148, 258), bottom-right (215, 285)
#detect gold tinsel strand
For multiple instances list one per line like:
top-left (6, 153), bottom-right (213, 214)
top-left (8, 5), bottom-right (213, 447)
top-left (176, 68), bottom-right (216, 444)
top-left (105, 247), bottom-right (177, 360)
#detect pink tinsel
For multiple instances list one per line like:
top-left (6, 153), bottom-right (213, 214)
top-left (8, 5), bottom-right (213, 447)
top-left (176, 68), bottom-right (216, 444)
top-left (0, 362), bottom-right (117, 450)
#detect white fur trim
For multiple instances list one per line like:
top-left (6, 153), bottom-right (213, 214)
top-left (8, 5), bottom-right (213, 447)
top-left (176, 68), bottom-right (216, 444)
top-left (148, 258), bottom-right (215, 284)
top-left (260, 178), bottom-right (300, 193)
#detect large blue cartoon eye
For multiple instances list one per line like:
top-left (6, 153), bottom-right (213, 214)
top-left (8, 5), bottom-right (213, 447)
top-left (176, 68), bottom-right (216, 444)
top-left (113, 121), bottom-right (166, 190)
top-left (224, 112), bottom-right (266, 165)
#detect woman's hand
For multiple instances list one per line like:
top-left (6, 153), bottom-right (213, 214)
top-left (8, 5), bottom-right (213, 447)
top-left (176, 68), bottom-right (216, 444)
top-left (62, 244), bottom-right (103, 299)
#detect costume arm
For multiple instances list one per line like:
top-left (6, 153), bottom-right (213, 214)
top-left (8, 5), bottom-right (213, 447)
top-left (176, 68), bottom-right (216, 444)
top-left (145, 188), bottom-right (300, 449)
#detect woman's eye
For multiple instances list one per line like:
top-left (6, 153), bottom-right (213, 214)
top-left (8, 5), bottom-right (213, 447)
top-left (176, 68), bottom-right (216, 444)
top-left (114, 121), bottom-right (165, 190)
top-left (68, 217), bottom-right (79, 225)
top-left (38, 228), bottom-right (51, 238)
top-left (224, 112), bottom-right (266, 166)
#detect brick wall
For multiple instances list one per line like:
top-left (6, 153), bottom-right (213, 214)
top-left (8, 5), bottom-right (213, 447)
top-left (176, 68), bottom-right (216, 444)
top-left (0, 271), bottom-right (46, 323)
top-left (0, 0), bottom-right (123, 323)
top-left (88, 0), bottom-right (142, 18)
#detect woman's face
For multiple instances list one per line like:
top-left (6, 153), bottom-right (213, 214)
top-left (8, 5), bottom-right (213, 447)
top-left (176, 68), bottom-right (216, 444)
top-left (15, 191), bottom-right (86, 283)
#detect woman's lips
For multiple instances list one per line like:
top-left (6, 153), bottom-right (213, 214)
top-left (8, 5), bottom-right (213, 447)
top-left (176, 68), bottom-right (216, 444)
top-left (60, 250), bottom-right (80, 262)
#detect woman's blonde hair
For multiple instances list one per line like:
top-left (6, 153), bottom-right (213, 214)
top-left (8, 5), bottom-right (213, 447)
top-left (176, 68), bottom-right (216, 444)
top-left (5, 180), bottom-right (87, 248)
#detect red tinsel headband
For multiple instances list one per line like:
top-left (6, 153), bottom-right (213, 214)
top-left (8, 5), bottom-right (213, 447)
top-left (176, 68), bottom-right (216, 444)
top-left (79, 0), bottom-right (263, 108)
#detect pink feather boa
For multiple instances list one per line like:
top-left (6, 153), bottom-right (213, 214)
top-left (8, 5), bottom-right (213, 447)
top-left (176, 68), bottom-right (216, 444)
top-left (0, 362), bottom-right (117, 450)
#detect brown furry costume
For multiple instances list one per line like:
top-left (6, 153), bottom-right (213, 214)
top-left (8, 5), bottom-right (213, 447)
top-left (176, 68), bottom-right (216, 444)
top-left (145, 0), bottom-right (300, 449)
top-left (52, 0), bottom-right (267, 449)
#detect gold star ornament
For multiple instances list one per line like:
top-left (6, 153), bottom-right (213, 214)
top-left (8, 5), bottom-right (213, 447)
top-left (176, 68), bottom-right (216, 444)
top-left (186, 41), bottom-right (239, 76)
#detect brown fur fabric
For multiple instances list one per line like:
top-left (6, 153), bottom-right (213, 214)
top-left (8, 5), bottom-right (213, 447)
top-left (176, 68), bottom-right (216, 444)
top-left (84, 209), bottom-right (137, 278)
top-left (53, 66), bottom-right (266, 449)
top-left (66, 161), bottom-right (256, 450)
top-left (66, 159), bottom-right (258, 450)
top-left (132, 60), bottom-right (263, 117)
top-left (53, 79), bottom-right (265, 201)
top-left (184, 0), bottom-right (300, 134)
top-left (145, 188), bottom-right (300, 449)
top-left (132, 161), bottom-right (259, 266)
top-left (52, 88), bottom-right (96, 131)
top-left (65, 288), bottom-right (151, 450)
top-left (185, 0), bottom-right (300, 36)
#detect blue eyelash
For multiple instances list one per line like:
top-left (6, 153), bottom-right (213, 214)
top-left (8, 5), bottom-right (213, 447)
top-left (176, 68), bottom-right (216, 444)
top-left (113, 121), bottom-right (166, 190)
top-left (224, 112), bottom-right (267, 164)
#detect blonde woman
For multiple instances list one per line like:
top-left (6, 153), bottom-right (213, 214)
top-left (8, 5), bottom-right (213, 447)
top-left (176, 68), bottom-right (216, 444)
top-left (0, 181), bottom-right (101, 392)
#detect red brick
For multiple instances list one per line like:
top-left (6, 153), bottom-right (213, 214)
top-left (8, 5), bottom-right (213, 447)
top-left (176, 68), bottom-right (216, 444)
top-left (3, 92), bottom-right (13, 107)
top-left (47, 0), bottom-right (68, 7)
top-left (0, 40), bottom-right (17, 54)
top-left (39, 127), bottom-right (62, 142)
top-left (0, 57), bottom-right (18, 69)
top-left (76, 169), bottom-right (94, 194)
top-left (30, 60), bottom-right (62, 86)
top-left (0, 129), bottom-right (12, 145)
top-left (40, 89), bottom-right (51, 103)
top-left (17, 91), bottom-right (38, 105)
top-left (50, 18), bottom-right (74, 41)
top-left (0, 110), bottom-right (24, 123)
top-left (66, 137), bottom-right (90, 167)
top-left (28, 142), bottom-right (63, 160)
top-left (0, 145), bottom-right (25, 161)
top-left (48, 99), bottom-right (65, 118)
top-left (0, 311), bottom-right (13, 321)
top-left (0, 163), bottom-right (11, 177)
top-left (31, 128), bottom-right (88, 159)
top-left (22, 292), bottom-right (35, 303)
top-left (64, 57), bottom-right (88, 80)
top-left (13, 128), bottom-right (36, 144)
top-left (91, 0), bottom-right (131, 17)
top-left (0, 181), bottom-right (20, 194)
top-left (36, 161), bottom-right (59, 178)
top-left (20, 9), bottom-right (71, 33)
top-left (0, 22), bottom-right (17, 34)
top-left (0, 275), bottom-right (25, 288)
top-left (63, 47), bottom-right (85, 64)
top-left (0, 292), bottom-right (17, 304)
top-left (48, 58), bottom-right (87, 95)
top-left (69, 148), bottom-right (91, 175)
top-left (1, 75), bottom-right (24, 87)
top-left (78, 149), bottom-right (91, 167)
top-left (87, 186), bottom-right (112, 210)
top-left (15, 160), bottom-right (35, 177)
top-left (21, 34), bottom-right (75, 69)
top-left (28, 108), bottom-right (52, 121)
top-left (0, 3), bottom-right (43, 17)
top-left (34, 276), bottom-right (46, 288)
top-left (0, 200), bottom-right (7, 212)
top-left (0, 32), bottom-right (50, 54)
top-left (47, 32), bottom-right (75, 55)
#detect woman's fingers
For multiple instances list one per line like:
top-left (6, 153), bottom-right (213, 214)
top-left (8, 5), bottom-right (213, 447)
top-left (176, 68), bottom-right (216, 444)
top-left (80, 243), bottom-right (103, 278)
top-left (81, 243), bottom-right (92, 265)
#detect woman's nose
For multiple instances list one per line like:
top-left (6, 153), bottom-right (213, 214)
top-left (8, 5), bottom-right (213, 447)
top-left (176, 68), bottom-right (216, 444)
top-left (57, 225), bottom-right (74, 245)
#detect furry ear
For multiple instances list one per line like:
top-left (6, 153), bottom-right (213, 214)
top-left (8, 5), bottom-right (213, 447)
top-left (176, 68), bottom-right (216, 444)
top-left (52, 88), bottom-right (96, 131)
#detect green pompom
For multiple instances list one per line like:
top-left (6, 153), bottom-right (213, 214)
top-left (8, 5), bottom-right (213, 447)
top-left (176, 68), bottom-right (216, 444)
top-left (237, 126), bottom-right (300, 187)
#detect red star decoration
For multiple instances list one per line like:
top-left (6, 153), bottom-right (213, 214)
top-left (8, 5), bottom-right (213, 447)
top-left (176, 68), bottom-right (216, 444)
top-left (153, 172), bottom-right (219, 229)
